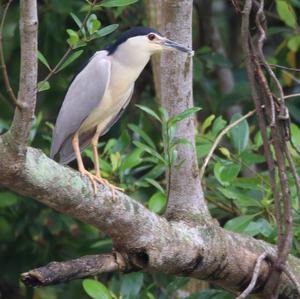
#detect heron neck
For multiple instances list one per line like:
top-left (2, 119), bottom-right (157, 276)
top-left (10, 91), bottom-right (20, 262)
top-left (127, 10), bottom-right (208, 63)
top-left (111, 44), bottom-right (151, 77)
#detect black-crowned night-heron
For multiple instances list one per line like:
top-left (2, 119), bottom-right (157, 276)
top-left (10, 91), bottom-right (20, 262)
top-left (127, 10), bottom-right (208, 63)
top-left (50, 27), bottom-right (193, 194)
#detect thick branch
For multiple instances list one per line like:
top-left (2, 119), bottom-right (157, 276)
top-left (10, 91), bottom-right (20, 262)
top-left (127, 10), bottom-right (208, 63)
top-left (159, 0), bottom-right (209, 219)
top-left (21, 254), bottom-right (123, 287)
top-left (0, 141), bottom-right (300, 297)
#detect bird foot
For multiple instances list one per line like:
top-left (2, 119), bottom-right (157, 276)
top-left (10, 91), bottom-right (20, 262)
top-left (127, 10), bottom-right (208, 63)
top-left (79, 169), bottom-right (124, 197)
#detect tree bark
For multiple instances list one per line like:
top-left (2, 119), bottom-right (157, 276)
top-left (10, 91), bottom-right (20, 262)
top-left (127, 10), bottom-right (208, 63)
top-left (9, 0), bottom-right (38, 159)
top-left (159, 0), bottom-right (209, 219)
top-left (1, 143), bottom-right (300, 297)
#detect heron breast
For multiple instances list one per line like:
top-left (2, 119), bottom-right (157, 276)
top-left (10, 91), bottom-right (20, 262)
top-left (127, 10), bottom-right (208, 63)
top-left (78, 86), bottom-right (132, 134)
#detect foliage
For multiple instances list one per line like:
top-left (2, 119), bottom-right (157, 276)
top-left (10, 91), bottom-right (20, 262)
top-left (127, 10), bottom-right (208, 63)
top-left (0, 0), bottom-right (300, 298)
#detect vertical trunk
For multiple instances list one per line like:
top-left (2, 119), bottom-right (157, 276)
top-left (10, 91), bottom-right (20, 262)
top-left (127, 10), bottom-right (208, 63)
top-left (159, 0), bottom-right (210, 219)
top-left (9, 0), bottom-right (38, 158)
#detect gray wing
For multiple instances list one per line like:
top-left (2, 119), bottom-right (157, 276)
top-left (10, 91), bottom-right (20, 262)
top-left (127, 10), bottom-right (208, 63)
top-left (50, 51), bottom-right (111, 163)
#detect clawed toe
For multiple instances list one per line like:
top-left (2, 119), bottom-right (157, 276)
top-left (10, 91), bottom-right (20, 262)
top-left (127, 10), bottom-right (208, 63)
top-left (80, 169), bottom-right (123, 196)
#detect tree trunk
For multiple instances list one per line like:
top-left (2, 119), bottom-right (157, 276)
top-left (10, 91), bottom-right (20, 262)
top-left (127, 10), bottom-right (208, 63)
top-left (159, 0), bottom-right (209, 219)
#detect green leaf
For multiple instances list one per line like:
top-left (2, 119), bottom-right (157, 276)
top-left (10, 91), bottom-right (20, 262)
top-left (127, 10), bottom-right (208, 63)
top-left (70, 12), bottom-right (83, 29)
top-left (287, 35), bottom-right (300, 52)
top-left (95, 24), bottom-right (119, 38)
top-left (120, 273), bottom-right (144, 297)
top-left (120, 148), bottom-right (143, 171)
top-left (276, 0), bottom-right (297, 29)
top-left (133, 141), bottom-right (166, 164)
top-left (136, 104), bottom-right (161, 122)
top-left (224, 215), bottom-right (256, 233)
top-left (145, 178), bottom-right (165, 194)
top-left (57, 50), bottom-right (84, 72)
top-left (82, 279), bottom-right (112, 299)
top-left (99, 0), bottom-right (139, 8)
top-left (148, 192), bottom-right (167, 214)
top-left (168, 107), bottom-right (201, 127)
top-left (87, 14), bottom-right (101, 35)
top-left (110, 152), bottom-right (121, 172)
top-left (214, 161), bottom-right (241, 186)
top-left (0, 193), bottom-right (18, 208)
top-left (66, 29), bottom-right (79, 47)
top-left (202, 114), bottom-right (215, 133)
top-left (37, 51), bottom-right (51, 70)
top-left (229, 113), bottom-right (249, 154)
top-left (37, 81), bottom-right (50, 92)
top-left (211, 116), bottom-right (227, 136)
top-left (128, 123), bottom-right (156, 149)
top-left (70, 12), bottom-right (86, 37)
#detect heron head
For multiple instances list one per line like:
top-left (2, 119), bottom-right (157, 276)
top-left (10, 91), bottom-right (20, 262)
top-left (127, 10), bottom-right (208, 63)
top-left (106, 27), bottom-right (194, 57)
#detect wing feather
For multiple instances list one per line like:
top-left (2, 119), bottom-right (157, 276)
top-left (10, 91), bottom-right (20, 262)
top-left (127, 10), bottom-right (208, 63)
top-left (50, 51), bottom-right (111, 162)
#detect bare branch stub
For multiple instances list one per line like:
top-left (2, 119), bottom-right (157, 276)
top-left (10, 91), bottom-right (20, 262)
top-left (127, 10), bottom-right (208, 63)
top-left (20, 253), bottom-right (125, 287)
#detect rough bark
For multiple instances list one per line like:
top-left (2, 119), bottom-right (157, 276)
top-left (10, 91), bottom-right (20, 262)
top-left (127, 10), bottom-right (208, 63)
top-left (9, 0), bottom-right (38, 158)
top-left (0, 143), bottom-right (300, 297)
top-left (159, 0), bottom-right (209, 219)
top-left (21, 254), bottom-right (121, 287)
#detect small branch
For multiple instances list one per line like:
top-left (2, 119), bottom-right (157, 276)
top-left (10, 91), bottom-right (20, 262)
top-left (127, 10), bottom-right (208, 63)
top-left (235, 251), bottom-right (268, 299)
top-left (199, 109), bottom-right (256, 180)
top-left (21, 253), bottom-right (126, 287)
top-left (0, 0), bottom-right (20, 108)
top-left (270, 64), bottom-right (300, 72)
top-left (284, 93), bottom-right (300, 100)
top-left (285, 146), bottom-right (300, 212)
top-left (40, 0), bottom-right (98, 85)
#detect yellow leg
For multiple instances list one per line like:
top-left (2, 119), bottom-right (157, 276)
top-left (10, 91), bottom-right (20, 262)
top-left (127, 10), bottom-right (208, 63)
top-left (72, 131), bottom-right (98, 193)
top-left (90, 127), bottom-right (124, 197)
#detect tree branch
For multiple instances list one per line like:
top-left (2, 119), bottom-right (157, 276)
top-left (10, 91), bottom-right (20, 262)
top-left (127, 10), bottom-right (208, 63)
top-left (21, 253), bottom-right (125, 287)
top-left (8, 0), bottom-right (38, 157)
top-left (0, 142), bottom-right (300, 297)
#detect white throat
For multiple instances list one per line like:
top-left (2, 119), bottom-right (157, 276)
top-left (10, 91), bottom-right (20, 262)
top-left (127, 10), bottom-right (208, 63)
top-left (108, 39), bottom-right (152, 98)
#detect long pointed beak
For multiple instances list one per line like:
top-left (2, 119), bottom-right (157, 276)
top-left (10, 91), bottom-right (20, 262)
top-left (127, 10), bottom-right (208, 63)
top-left (162, 38), bottom-right (194, 56)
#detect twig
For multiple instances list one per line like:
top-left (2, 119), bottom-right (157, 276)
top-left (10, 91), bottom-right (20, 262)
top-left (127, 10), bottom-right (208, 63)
top-left (270, 64), bottom-right (300, 73)
top-left (21, 253), bottom-right (126, 287)
top-left (0, 0), bottom-right (21, 108)
top-left (235, 251), bottom-right (268, 299)
top-left (285, 146), bottom-right (300, 211)
top-left (199, 109), bottom-right (256, 180)
top-left (284, 93), bottom-right (300, 100)
top-left (281, 70), bottom-right (300, 85)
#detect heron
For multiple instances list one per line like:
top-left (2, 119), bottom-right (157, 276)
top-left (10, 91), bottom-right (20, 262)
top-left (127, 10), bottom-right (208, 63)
top-left (50, 27), bottom-right (193, 194)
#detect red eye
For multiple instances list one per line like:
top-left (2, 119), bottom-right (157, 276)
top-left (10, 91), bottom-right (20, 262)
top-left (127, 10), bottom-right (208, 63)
top-left (148, 33), bottom-right (155, 41)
